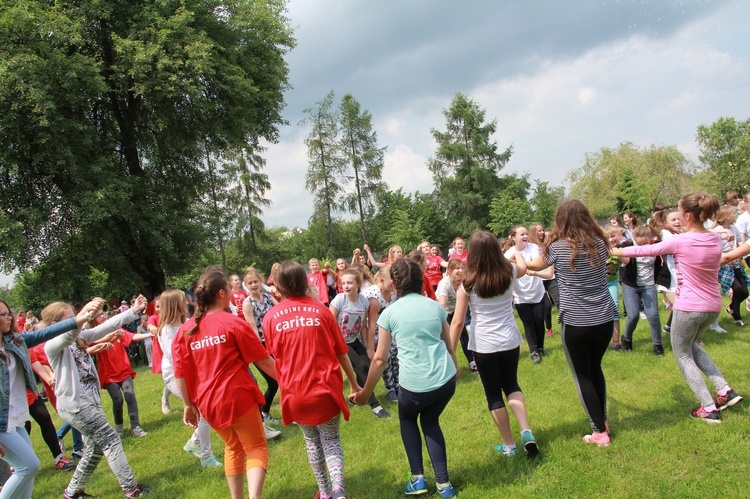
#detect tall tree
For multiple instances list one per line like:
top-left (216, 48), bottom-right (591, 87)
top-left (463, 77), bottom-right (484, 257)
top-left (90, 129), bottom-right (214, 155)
top-left (696, 116), bottom-right (750, 194)
top-left (0, 0), bottom-right (294, 298)
top-left (221, 144), bottom-right (272, 254)
top-left (428, 93), bottom-right (512, 234)
top-left (487, 173), bottom-right (533, 238)
top-left (529, 180), bottom-right (565, 228)
top-left (339, 94), bottom-right (386, 242)
top-left (567, 142), bottom-right (694, 218)
top-left (302, 91), bottom-right (345, 248)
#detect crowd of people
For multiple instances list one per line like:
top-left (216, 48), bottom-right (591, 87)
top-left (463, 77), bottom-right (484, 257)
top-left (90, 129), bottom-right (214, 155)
top-left (1, 192), bottom-right (747, 498)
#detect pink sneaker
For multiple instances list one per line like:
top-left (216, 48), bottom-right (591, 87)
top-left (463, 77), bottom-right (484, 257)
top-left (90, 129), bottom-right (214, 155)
top-left (583, 432), bottom-right (610, 446)
top-left (546, 329), bottom-right (554, 337)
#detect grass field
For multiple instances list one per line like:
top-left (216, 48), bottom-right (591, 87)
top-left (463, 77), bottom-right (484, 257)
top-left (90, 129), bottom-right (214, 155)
top-left (28, 303), bottom-right (750, 498)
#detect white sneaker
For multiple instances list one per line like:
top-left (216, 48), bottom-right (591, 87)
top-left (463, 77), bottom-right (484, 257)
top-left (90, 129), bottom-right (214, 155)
top-left (639, 311), bottom-right (648, 320)
top-left (710, 322), bottom-right (728, 334)
top-left (264, 423), bottom-right (281, 440)
top-left (161, 396), bottom-right (171, 415)
top-left (131, 426), bottom-right (148, 438)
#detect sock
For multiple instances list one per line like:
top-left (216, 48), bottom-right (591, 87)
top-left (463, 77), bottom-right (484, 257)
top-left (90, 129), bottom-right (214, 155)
top-left (705, 403), bottom-right (718, 412)
top-left (412, 474), bottom-right (425, 479)
top-left (503, 443), bottom-right (517, 453)
top-left (612, 340), bottom-right (620, 345)
top-left (521, 429), bottom-right (533, 438)
top-left (437, 482), bottom-right (451, 488)
top-left (372, 405), bottom-right (383, 413)
top-left (717, 386), bottom-right (730, 396)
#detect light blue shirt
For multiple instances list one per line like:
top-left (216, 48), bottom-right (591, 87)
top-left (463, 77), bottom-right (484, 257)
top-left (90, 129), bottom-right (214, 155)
top-left (377, 293), bottom-right (455, 393)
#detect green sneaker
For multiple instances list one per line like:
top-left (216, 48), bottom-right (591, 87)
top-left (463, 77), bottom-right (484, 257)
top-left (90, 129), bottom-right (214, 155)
top-left (522, 430), bottom-right (539, 457)
top-left (183, 440), bottom-right (201, 458)
top-left (200, 455), bottom-right (222, 468)
top-left (493, 444), bottom-right (517, 457)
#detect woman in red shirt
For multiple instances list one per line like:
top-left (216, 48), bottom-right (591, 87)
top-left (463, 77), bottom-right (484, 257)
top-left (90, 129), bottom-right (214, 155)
top-left (262, 261), bottom-right (361, 499)
top-left (172, 266), bottom-right (276, 499)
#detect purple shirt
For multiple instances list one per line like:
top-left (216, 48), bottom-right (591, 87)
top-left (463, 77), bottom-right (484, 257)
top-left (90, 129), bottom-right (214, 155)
top-left (620, 232), bottom-right (722, 313)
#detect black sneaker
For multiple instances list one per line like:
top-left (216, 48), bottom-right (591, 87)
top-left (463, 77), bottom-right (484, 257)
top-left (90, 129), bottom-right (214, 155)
top-left (530, 351), bottom-right (542, 364)
top-left (716, 389), bottom-right (743, 411)
top-left (63, 490), bottom-right (97, 498)
top-left (621, 337), bottom-right (633, 351)
top-left (373, 407), bottom-right (391, 419)
top-left (653, 344), bottom-right (664, 357)
top-left (690, 406), bottom-right (721, 423)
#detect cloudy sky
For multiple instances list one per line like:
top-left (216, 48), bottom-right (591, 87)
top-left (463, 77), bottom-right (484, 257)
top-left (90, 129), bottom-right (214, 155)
top-left (259, 0), bottom-right (750, 229)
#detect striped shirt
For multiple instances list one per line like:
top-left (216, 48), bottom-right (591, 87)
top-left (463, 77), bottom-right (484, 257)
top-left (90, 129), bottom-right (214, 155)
top-left (545, 238), bottom-right (617, 327)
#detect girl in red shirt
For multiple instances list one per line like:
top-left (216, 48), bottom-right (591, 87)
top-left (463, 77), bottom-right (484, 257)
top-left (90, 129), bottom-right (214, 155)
top-left (262, 261), bottom-right (361, 499)
top-left (91, 315), bottom-right (153, 438)
top-left (172, 266), bottom-right (276, 499)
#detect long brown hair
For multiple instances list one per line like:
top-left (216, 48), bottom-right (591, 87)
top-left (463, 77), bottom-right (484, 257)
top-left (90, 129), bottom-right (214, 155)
top-left (546, 199), bottom-right (608, 271)
top-left (157, 289), bottom-right (187, 337)
top-left (275, 261), bottom-right (309, 298)
top-left (186, 266), bottom-right (228, 336)
top-left (463, 230), bottom-right (513, 298)
top-left (528, 222), bottom-right (544, 245)
top-left (680, 193), bottom-right (719, 224)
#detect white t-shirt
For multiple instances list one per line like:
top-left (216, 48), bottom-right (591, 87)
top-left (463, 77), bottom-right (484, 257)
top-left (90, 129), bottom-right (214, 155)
top-left (2, 346), bottom-right (30, 431)
top-left (158, 324), bottom-right (179, 384)
top-left (464, 266), bottom-right (524, 354)
top-left (504, 243), bottom-right (546, 304)
top-left (735, 211), bottom-right (750, 242)
top-left (330, 293), bottom-right (370, 344)
top-left (435, 275), bottom-right (457, 314)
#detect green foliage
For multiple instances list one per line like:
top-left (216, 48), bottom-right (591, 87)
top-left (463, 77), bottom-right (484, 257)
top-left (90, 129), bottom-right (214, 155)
top-left (567, 142), bottom-right (695, 218)
top-left (696, 116), bottom-right (750, 194)
top-left (384, 209), bottom-right (425, 252)
top-left (487, 173), bottom-right (533, 237)
top-left (428, 93), bottom-right (513, 233)
top-left (529, 180), bottom-right (566, 228)
top-left (0, 0), bottom-right (294, 298)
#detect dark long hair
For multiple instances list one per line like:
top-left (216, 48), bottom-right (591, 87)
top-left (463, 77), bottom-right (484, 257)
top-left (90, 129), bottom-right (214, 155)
top-left (390, 259), bottom-right (423, 298)
top-left (463, 230), bottom-right (513, 298)
top-left (185, 265), bottom-right (228, 336)
top-left (275, 260), bottom-right (309, 298)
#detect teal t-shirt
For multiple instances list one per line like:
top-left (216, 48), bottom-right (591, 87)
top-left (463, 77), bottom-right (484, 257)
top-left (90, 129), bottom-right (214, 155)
top-left (377, 293), bottom-right (456, 393)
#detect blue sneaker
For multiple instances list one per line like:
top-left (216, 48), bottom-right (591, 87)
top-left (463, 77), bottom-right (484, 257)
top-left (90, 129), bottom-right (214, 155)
top-left (404, 475), bottom-right (428, 495)
top-left (436, 482), bottom-right (456, 498)
top-left (522, 430), bottom-right (539, 457)
top-left (493, 443), bottom-right (517, 457)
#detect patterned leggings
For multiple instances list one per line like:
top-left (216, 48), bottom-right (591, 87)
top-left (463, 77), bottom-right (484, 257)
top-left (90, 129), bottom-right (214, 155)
top-left (59, 403), bottom-right (138, 494)
top-left (298, 415), bottom-right (344, 497)
top-left (375, 333), bottom-right (399, 391)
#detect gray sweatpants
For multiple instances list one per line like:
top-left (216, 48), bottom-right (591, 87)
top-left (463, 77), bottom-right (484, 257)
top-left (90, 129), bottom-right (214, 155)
top-left (59, 403), bottom-right (138, 493)
top-left (670, 310), bottom-right (729, 407)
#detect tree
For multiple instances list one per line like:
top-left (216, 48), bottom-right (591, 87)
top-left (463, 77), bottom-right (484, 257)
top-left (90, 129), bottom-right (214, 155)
top-left (567, 142), bottom-right (695, 218)
top-left (428, 93), bottom-right (513, 234)
top-left (339, 94), bottom-right (386, 243)
top-left (302, 91), bottom-right (346, 248)
top-left (530, 180), bottom-right (565, 228)
top-left (0, 0), bottom-right (294, 298)
top-left (696, 117), bottom-right (750, 194)
top-left (487, 174), bottom-right (533, 237)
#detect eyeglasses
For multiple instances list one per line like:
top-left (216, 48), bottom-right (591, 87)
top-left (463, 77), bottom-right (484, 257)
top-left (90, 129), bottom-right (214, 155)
top-left (0, 312), bottom-right (12, 320)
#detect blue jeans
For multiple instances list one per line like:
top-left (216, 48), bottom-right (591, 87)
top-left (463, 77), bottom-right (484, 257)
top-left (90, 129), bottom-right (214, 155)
top-left (621, 283), bottom-right (662, 346)
top-left (0, 427), bottom-right (40, 499)
top-left (57, 422), bottom-right (84, 453)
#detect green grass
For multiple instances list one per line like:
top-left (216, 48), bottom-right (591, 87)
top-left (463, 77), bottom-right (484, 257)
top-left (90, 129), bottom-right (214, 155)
top-left (29, 302), bottom-right (750, 498)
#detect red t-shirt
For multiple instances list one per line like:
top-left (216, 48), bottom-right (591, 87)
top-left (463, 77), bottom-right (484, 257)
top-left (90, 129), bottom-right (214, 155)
top-left (307, 270), bottom-right (330, 304)
top-left (230, 289), bottom-right (249, 320)
top-left (95, 328), bottom-right (136, 386)
top-left (16, 316), bottom-right (26, 331)
top-left (422, 277), bottom-right (437, 300)
top-left (449, 251), bottom-right (468, 263)
top-left (172, 311), bottom-right (267, 429)
top-left (262, 296), bottom-right (349, 426)
top-left (29, 344), bottom-right (56, 408)
top-left (148, 314), bottom-right (162, 374)
top-left (425, 255), bottom-right (445, 287)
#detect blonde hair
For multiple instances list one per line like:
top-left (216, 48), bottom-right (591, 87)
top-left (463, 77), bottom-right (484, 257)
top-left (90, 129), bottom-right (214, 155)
top-left (41, 302), bottom-right (72, 326)
top-left (157, 289), bottom-right (187, 336)
top-left (374, 266), bottom-right (391, 281)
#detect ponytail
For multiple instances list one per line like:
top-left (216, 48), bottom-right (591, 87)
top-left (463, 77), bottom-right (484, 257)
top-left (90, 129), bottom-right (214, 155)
top-left (185, 266), bottom-right (228, 336)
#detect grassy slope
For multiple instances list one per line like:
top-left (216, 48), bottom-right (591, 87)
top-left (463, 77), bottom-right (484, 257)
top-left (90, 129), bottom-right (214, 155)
top-left (29, 303), bottom-right (750, 498)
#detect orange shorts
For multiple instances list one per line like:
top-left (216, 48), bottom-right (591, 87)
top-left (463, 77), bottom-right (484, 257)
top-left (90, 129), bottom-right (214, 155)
top-left (214, 408), bottom-right (268, 476)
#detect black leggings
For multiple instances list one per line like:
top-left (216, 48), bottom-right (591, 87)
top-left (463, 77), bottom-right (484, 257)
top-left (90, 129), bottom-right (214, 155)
top-left (104, 376), bottom-right (140, 427)
top-left (347, 339), bottom-right (379, 408)
top-left (561, 321), bottom-right (613, 433)
top-left (446, 312), bottom-right (473, 364)
top-left (398, 379), bottom-right (455, 484)
top-left (473, 347), bottom-right (521, 411)
top-left (730, 268), bottom-right (749, 320)
top-left (26, 396), bottom-right (63, 459)
top-left (543, 279), bottom-right (559, 330)
top-left (259, 341), bottom-right (279, 414)
top-left (515, 301), bottom-right (545, 354)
